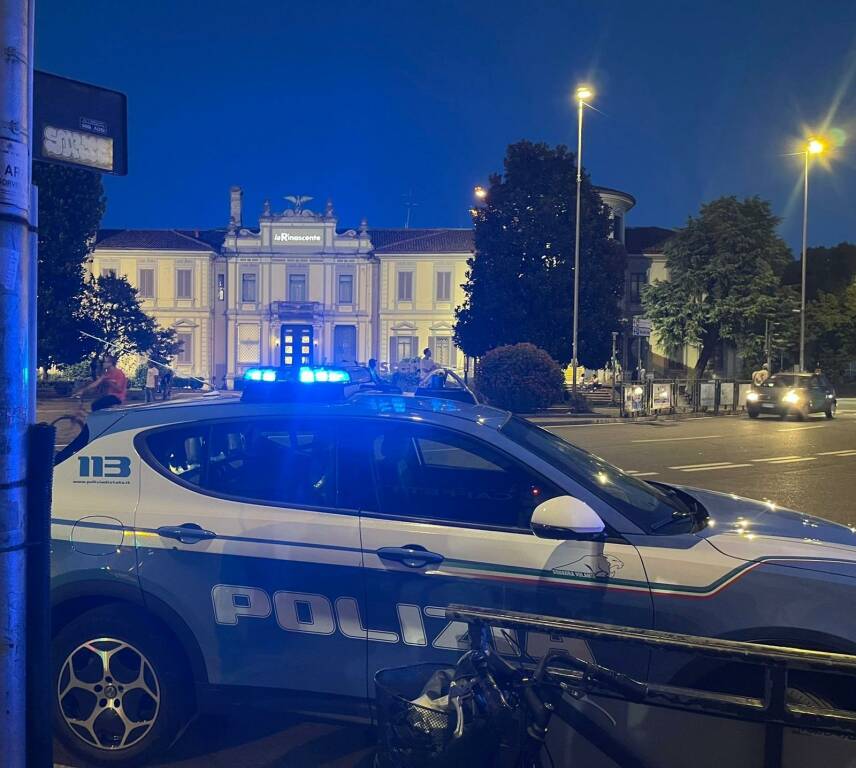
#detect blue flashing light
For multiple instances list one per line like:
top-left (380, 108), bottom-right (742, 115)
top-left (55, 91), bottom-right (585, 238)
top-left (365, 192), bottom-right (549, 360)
top-left (298, 366), bottom-right (351, 384)
top-left (245, 368), bottom-right (263, 381)
top-left (261, 370), bottom-right (277, 382)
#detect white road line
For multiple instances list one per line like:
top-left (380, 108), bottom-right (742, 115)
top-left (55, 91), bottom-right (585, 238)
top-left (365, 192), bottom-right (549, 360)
top-left (679, 463), bottom-right (753, 473)
top-left (817, 449), bottom-right (856, 456)
top-left (750, 455), bottom-right (800, 462)
top-left (765, 457), bottom-right (817, 465)
top-left (668, 461), bottom-right (733, 469)
top-left (632, 434), bottom-right (722, 444)
top-left (627, 471), bottom-right (659, 477)
top-left (777, 424), bottom-right (826, 432)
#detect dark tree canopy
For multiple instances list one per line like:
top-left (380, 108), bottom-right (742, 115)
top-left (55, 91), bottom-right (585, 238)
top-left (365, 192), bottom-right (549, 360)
top-left (33, 161), bottom-right (106, 366)
top-left (454, 140), bottom-right (626, 367)
top-left (642, 196), bottom-right (791, 376)
top-left (782, 242), bottom-right (856, 300)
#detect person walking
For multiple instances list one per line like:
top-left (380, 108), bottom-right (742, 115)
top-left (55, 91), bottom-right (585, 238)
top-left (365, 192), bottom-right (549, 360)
top-left (752, 362), bottom-right (770, 388)
top-left (418, 347), bottom-right (443, 389)
top-left (160, 368), bottom-right (173, 400)
top-left (144, 362), bottom-right (159, 402)
top-left (77, 354), bottom-right (128, 411)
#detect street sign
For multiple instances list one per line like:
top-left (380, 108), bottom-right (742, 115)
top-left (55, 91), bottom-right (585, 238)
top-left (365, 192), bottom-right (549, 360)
top-left (33, 71), bottom-right (127, 175)
top-left (632, 316), bottom-right (652, 337)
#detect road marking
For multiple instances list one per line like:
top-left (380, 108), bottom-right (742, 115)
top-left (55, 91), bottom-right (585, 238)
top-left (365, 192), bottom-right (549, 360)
top-left (764, 457), bottom-right (817, 465)
top-left (668, 461), bottom-right (733, 470)
top-left (625, 471), bottom-right (660, 477)
top-left (777, 424), bottom-right (826, 432)
top-left (679, 463), bottom-right (753, 473)
top-left (632, 434), bottom-right (722, 444)
top-left (817, 449), bottom-right (856, 456)
top-left (750, 455), bottom-right (800, 462)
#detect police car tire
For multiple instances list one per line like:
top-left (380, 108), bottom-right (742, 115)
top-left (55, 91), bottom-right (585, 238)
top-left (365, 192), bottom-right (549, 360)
top-left (53, 605), bottom-right (191, 767)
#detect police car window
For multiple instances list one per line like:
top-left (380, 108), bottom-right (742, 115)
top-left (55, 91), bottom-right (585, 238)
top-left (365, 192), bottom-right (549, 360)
top-left (369, 424), bottom-right (559, 529)
top-left (146, 426), bottom-right (208, 487)
top-left (205, 420), bottom-right (335, 508)
top-left (145, 420), bottom-right (336, 509)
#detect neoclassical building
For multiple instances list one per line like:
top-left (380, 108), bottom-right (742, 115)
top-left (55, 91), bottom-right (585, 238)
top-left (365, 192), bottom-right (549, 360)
top-left (91, 184), bottom-right (671, 386)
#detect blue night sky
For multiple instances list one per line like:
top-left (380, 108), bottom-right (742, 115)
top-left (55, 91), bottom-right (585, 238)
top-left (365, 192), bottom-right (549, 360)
top-left (35, 1), bottom-right (856, 251)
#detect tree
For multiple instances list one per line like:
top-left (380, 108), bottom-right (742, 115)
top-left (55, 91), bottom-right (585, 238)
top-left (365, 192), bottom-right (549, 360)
top-left (76, 274), bottom-right (164, 361)
top-left (32, 161), bottom-right (106, 366)
top-left (782, 242), bottom-right (856, 300)
top-left (805, 286), bottom-right (856, 382)
top-left (455, 141), bottom-right (626, 367)
top-left (642, 197), bottom-right (791, 376)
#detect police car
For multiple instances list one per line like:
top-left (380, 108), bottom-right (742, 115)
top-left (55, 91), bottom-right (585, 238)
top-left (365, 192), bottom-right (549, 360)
top-left (51, 366), bottom-right (856, 765)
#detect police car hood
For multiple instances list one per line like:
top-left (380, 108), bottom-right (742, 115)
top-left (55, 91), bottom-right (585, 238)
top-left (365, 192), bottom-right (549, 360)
top-left (678, 486), bottom-right (856, 578)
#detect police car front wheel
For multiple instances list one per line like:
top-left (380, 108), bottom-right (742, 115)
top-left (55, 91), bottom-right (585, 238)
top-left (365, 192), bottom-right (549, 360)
top-left (53, 605), bottom-right (192, 766)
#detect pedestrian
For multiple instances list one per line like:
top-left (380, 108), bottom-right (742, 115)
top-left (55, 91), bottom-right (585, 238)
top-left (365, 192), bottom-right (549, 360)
top-left (368, 358), bottom-right (383, 385)
top-left (160, 368), bottom-right (173, 400)
top-left (418, 347), bottom-right (442, 388)
top-left (145, 361), bottom-right (159, 402)
top-left (77, 353), bottom-right (128, 411)
top-left (752, 363), bottom-right (770, 388)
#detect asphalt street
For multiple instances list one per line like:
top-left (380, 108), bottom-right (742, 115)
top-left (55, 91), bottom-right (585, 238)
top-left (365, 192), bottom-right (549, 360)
top-left (543, 398), bottom-right (856, 527)
top-left (51, 398), bottom-right (856, 767)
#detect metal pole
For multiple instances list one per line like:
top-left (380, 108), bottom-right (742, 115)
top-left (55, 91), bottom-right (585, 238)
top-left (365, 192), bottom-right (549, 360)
top-left (571, 98), bottom-right (584, 397)
top-left (765, 318), bottom-right (771, 371)
top-left (799, 150), bottom-right (809, 372)
top-left (0, 1), bottom-right (34, 765)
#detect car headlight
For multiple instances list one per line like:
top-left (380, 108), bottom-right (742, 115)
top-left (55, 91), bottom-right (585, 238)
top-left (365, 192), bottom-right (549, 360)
top-left (783, 390), bottom-right (801, 404)
top-left (747, 392), bottom-right (759, 402)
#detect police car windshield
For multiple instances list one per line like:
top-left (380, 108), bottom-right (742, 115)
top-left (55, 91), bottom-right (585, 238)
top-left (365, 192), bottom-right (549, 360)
top-left (500, 417), bottom-right (690, 534)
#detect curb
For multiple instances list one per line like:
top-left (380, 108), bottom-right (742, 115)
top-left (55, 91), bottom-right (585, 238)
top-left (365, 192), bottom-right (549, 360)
top-left (529, 410), bottom-right (747, 427)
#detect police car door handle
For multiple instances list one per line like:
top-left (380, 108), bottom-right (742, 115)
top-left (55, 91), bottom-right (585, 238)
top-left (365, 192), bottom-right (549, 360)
top-left (377, 546), bottom-right (444, 568)
top-left (156, 524), bottom-right (217, 545)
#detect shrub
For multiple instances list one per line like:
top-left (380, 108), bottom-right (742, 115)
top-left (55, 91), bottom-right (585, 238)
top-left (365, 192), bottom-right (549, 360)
top-left (476, 343), bottom-right (564, 412)
top-left (131, 364), bottom-right (149, 389)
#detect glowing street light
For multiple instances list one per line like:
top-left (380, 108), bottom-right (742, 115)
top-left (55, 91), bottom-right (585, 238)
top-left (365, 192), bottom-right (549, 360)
top-left (571, 84), bottom-right (594, 397)
top-left (798, 137), bottom-right (825, 371)
top-left (473, 185), bottom-right (488, 201)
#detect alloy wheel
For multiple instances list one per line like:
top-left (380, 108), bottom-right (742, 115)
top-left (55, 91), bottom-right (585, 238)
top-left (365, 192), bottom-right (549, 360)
top-left (57, 637), bottom-right (161, 751)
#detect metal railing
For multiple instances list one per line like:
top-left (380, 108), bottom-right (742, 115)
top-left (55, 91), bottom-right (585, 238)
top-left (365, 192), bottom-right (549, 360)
top-left (447, 604), bottom-right (856, 768)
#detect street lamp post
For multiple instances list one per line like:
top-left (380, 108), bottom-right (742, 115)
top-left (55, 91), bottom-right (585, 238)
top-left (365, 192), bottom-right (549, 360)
top-left (799, 137), bottom-right (824, 372)
top-left (572, 85), bottom-right (593, 398)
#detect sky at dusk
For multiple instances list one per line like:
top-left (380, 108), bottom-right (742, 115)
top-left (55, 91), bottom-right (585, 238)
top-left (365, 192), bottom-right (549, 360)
top-left (35, 0), bottom-right (856, 251)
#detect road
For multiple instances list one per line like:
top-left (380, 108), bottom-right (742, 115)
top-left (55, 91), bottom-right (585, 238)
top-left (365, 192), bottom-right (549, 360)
top-left (52, 399), bottom-right (856, 767)
top-left (542, 398), bottom-right (856, 526)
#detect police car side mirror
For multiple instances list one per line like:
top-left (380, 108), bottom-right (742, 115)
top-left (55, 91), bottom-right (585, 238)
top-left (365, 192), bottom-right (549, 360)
top-left (531, 496), bottom-right (605, 539)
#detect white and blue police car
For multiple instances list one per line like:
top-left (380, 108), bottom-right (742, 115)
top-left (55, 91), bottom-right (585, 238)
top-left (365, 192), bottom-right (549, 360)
top-left (51, 366), bottom-right (856, 765)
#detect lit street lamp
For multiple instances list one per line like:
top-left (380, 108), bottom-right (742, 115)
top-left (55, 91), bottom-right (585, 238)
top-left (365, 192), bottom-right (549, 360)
top-left (474, 185), bottom-right (487, 201)
top-left (571, 84), bottom-right (594, 397)
top-left (799, 137), bottom-right (824, 371)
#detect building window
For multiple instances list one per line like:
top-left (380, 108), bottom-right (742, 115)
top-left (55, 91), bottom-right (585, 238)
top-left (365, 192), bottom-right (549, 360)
top-left (435, 271), bottom-right (452, 302)
top-left (217, 273), bottom-right (225, 301)
top-left (397, 271), bottom-right (413, 302)
top-left (288, 274), bottom-right (307, 302)
top-left (176, 332), bottom-right (193, 364)
top-left (241, 272), bottom-right (257, 303)
top-left (629, 273), bottom-right (644, 303)
top-left (337, 274), bottom-right (354, 304)
top-left (176, 268), bottom-right (193, 299)
top-left (333, 325), bottom-right (357, 364)
top-left (238, 323), bottom-right (260, 364)
top-left (390, 335), bottom-right (418, 366)
top-left (432, 336), bottom-right (453, 367)
top-left (138, 268), bottom-right (155, 298)
top-left (101, 267), bottom-right (117, 279)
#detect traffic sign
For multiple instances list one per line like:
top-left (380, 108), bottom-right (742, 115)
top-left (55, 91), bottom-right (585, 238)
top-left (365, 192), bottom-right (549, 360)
top-left (632, 316), bottom-right (652, 337)
top-left (33, 71), bottom-right (127, 175)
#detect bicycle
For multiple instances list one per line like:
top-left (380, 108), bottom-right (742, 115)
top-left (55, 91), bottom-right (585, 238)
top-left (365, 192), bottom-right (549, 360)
top-left (375, 624), bottom-right (655, 768)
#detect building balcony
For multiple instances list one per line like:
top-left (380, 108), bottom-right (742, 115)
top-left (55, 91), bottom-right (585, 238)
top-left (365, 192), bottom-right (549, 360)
top-left (270, 300), bottom-right (323, 319)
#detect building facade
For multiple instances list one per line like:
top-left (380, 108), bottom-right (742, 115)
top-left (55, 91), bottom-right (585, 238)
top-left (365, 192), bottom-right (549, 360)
top-left (91, 190), bottom-right (473, 386)
top-left (91, 184), bottom-right (709, 385)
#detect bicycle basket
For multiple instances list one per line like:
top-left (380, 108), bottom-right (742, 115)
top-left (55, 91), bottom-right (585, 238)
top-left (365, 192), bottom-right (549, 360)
top-left (375, 663), bottom-right (455, 768)
top-left (374, 663), bottom-right (512, 768)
